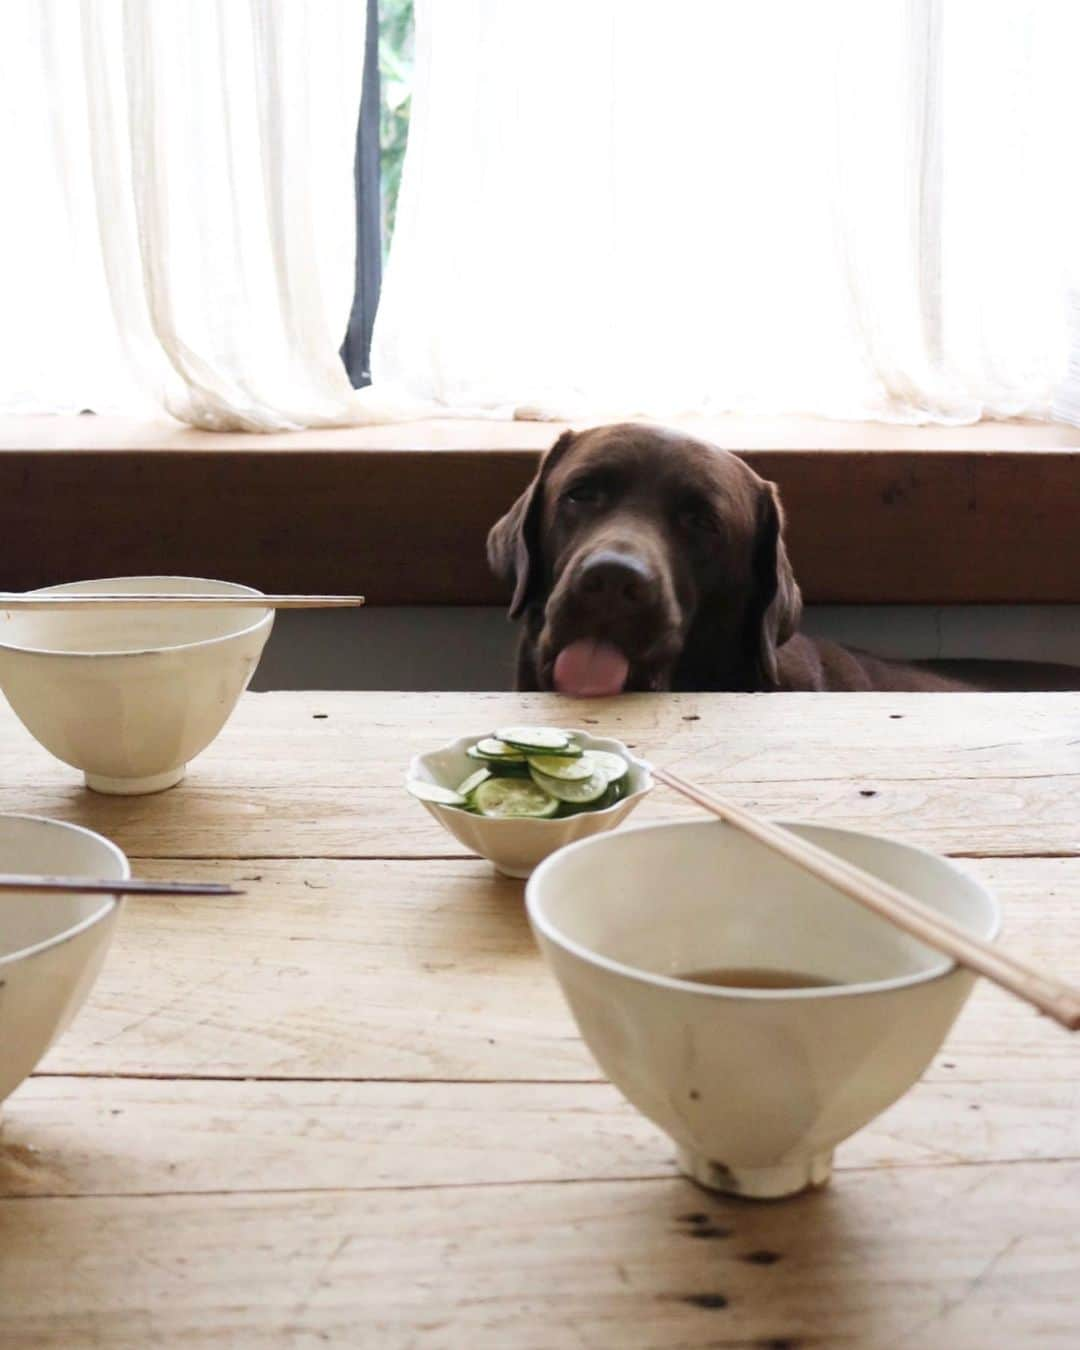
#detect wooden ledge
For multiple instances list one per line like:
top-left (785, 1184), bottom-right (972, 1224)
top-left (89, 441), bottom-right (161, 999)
top-left (2, 416), bottom-right (1079, 603)
top-left (4, 413), bottom-right (1080, 453)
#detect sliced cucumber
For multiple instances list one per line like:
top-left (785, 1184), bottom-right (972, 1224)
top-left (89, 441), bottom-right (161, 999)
top-left (473, 776), bottom-right (560, 819)
top-left (489, 758), bottom-right (532, 777)
top-left (587, 750), bottom-right (630, 784)
top-left (526, 751), bottom-right (596, 782)
top-left (457, 766), bottom-right (492, 797)
top-left (468, 737), bottom-right (526, 762)
top-left (557, 781), bottom-right (623, 815)
top-left (519, 738), bottom-right (583, 758)
top-left (495, 725), bottom-right (573, 753)
top-left (411, 728), bottom-right (637, 821)
top-left (406, 779), bottom-right (467, 807)
top-left (529, 766), bottom-right (609, 804)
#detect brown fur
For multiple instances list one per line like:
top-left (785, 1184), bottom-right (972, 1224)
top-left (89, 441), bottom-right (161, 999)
top-left (487, 424), bottom-right (1080, 693)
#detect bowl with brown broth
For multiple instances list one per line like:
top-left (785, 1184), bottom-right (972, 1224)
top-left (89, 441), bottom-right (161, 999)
top-left (526, 819), bottom-right (999, 1199)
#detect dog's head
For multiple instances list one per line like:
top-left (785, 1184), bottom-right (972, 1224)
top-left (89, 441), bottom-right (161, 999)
top-left (487, 423), bottom-right (801, 693)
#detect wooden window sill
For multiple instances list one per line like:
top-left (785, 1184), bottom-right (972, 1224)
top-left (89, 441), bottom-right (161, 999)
top-left (2, 415), bottom-right (1078, 604)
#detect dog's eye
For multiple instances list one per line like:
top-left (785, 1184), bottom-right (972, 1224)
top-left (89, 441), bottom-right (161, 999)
top-left (564, 481), bottom-right (605, 506)
top-left (679, 507), bottom-right (720, 534)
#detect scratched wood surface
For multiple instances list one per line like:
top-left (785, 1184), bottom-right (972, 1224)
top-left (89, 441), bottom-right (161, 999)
top-left (0, 691), bottom-right (1076, 859)
top-left (0, 692), bottom-right (1078, 1348)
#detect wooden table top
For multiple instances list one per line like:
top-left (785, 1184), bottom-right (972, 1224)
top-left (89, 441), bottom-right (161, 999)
top-left (1, 691), bottom-right (1078, 1348)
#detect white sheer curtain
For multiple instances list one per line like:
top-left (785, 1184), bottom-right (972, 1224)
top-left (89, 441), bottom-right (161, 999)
top-left (5, 2), bottom-right (1080, 430)
top-left (374, 0), bottom-right (1080, 425)
top-left (0, 0), bottom-right (401, 431)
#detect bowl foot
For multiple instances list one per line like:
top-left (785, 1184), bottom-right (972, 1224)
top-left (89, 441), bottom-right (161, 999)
top-left (676, 1146), bottom-right (833, 1200)
top-left (84, 766), bottom-right (186, 796)
top-left (493, 864), bottom-right (534, 879)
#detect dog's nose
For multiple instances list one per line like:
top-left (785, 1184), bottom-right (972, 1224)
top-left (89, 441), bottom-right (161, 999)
top-left (576, 550), bottom-right (657, 608)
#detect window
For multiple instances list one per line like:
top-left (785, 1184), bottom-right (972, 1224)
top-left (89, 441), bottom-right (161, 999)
top-left (367, 3), bottom-right (1080, 426)
top-left (3, 2), bottom-right (1079, 432)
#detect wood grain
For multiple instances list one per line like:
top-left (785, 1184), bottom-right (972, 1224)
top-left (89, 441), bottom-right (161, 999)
top-left (5, 1059), bottom-right (1080, 1201)
top-left (28, 855), bottom-right (1080, 1082)
top-left (4, 776), bottom-right (1075, 861)
top-left (5, 689), bottom-right (1078, 786)
top-left (31, 858), bottom-right (588, 1081)
top-left (0, 692), bottom-right (1076, 859)
top-left (1, 688), bottom-right (1077, 1347)
top-left (2, 417), bottom-right (1079, 602)
top-left (2, 1164), bottom-right (1079, 1349)
top-left (0, 1079), bottom-right (668, 1200)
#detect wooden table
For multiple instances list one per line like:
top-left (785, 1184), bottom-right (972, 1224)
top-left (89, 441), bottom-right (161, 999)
top-left (1, 691), bottom-right (1078, 1348)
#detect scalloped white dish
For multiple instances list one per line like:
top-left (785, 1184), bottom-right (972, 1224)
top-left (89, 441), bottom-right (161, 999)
top-left (407, 729), bottom-right (654, 877)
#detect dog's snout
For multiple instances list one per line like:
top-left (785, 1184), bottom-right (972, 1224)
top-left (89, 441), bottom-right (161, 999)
top-left (576, 550), bottom-right (657, 608)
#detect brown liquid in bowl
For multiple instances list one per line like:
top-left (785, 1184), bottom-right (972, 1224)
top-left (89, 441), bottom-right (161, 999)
top-left (677, 966), bottom-right (841, 990)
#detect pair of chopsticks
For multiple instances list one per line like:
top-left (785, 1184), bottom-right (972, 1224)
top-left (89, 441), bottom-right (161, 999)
top-left (650, 765), bottom-right (1080, 1032)
top-left (0, 875), bottom-right (242, 899)
top-left (0, 594), bottom-right (364, 610)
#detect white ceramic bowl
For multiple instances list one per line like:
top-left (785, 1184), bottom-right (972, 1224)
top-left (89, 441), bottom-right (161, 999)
top-left (527, 819), bottom-right (999, 1200)
top-left (408, 730), bottom-right (654, 878)
top-left (0, 576), bottom-right (273, 794)
top-left (0, 814), bottom-right (129, 1106)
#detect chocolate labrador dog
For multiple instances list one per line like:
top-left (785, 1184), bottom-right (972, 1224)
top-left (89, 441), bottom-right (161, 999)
top-left (487, 423), bottom-right (1079, 694)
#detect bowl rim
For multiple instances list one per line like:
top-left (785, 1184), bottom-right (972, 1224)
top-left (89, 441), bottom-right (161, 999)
top-left (0, 813), bottom-right (130, 968)
top-left (408, 728), bottom-right (654, 827)
top-left (0, 575), bottom-right (273, 659)
top-left (526, 817), bottom-right (1003, 999)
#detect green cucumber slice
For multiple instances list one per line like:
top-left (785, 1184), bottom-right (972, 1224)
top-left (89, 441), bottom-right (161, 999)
top-left (494, 725), bottom-right (573, 752)
top-left (587, 750), bottom-right (630, 784)
top-left (529, 766), bottom-right (609, 804)
top-left (468, 737), bottom-right (526, 762)
top-left (457, 767), bottom-right (493, 797)
top-left (473, 777), bottom-right (560, 819)
top-left (557, 781), bottom-right (623, 815)
top-left (487, 759), bottom-right (531, 777)
top-left (407, 779), bottom-right (467, 807)
top-left (518, 738), bottom-right (583, 757)
top-left (526, 751), bottom-right (596, 781)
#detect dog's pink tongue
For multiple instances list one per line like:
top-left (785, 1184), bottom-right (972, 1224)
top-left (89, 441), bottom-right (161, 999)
top-left (553, 640), bottom-right (630, 698)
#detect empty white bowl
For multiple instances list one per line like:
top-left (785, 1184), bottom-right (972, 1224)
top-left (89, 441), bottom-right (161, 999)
top-left (0, 814), bottom-right (129, 1106)
top-left (408, 730), bottom-right (653, 877)
top-left (0, 576), bottom-right (273, 794)
top-left (527, 819), bottom-right (999, 1199)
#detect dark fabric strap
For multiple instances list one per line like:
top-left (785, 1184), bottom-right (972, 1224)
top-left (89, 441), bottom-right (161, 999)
top-left (341, 0), bottom-right (383, 388)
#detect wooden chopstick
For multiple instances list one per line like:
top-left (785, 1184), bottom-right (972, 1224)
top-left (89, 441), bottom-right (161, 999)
top-left (0, 875), bottom-right (243, 898)
top-left (651, 764), bottom-right (1080, 1032)
top-left (0, 594), bottom-right (364, 610)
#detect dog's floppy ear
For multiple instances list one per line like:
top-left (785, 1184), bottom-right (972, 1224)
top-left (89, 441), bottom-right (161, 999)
top-left (487, 430), bottom-right (577, 619)
top-left (746, 481), bottom-right (802, 686)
